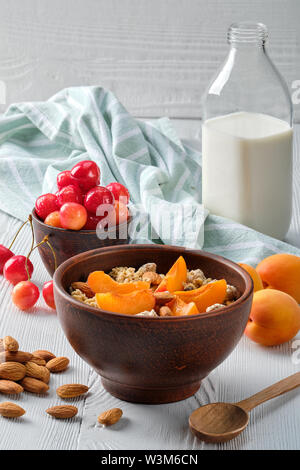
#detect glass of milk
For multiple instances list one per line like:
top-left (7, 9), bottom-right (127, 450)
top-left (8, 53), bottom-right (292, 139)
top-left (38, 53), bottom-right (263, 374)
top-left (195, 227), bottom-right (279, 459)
top-left (202, 22), bottom-right (293, 240)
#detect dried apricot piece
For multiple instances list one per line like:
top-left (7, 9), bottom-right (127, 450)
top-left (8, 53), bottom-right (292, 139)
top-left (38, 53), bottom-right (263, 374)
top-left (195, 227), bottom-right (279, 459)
top-left (96, 289), bottom-right (155, 315)
top-left (167, 296), bottom-right (199, 316)
top-left (175, 279), bottom-right (227, 313)
top-left (88, 271), bottom-right (149, 294)
top-left (155, 256), bottom-right (187, 293)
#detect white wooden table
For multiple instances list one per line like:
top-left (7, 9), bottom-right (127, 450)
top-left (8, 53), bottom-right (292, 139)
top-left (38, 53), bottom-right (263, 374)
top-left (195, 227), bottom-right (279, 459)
top-left (0, 122), bottom-right (299, 451)
top-left (0, 0), bottom-right (299, 451)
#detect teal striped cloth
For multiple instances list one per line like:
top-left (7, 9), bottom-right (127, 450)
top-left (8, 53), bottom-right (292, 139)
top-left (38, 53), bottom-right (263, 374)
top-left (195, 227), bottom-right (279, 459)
top-left (0, 86), bottom-right (299, 264)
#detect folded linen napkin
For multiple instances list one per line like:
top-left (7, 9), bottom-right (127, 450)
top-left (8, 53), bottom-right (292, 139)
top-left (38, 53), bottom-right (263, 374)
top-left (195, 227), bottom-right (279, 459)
top-left (0, 86), bottom-right (299, 262)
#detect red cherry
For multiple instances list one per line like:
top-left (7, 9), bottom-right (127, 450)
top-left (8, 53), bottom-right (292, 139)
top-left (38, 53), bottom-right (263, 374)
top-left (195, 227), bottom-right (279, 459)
top-left (3, 256), bottom-right (34, 285)
top-left (71, 160), bottom-right (100, 192)
top-left (57, 170), bottom-right (79, 190)
top-left (60, 203), bottom-right (87, 230)
top-left (57, 185), bottom-right (83, 207)
top-left (106, 182), bottom-right (130, 204)
top-left (42, 280), bottom-right (56, 309)
top-left (12, 281), bottom-right (40, 310)
top-left (83, 214), bottom-right (104, 230)
top-left (0, 245), bottom-right (14, 274)
top-left (84, 186), bottom-right (114, 215)
top-left (35, 194), bottom-right (59, 221)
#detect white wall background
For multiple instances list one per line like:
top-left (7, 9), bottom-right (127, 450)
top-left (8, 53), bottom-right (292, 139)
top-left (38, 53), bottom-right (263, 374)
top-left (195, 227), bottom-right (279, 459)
top-left (0, 0), bottom-right (299, 119)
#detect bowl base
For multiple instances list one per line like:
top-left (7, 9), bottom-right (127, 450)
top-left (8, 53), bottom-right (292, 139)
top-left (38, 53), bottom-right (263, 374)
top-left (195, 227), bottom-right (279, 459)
top-left (101, 377), bottom-right (201, 404)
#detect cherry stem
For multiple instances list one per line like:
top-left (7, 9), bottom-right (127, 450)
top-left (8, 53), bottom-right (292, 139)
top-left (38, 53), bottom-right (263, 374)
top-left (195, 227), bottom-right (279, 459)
top-left (25, 236), bottom-right (49, 281)
top-left (25, 235), bottom-right (57, 281)
top-left (28, 215), bottom-right (34, 252)
top-left (45, 240), bottom-right (57, 273)
top-left (8, 214), bottom-right (34, 251)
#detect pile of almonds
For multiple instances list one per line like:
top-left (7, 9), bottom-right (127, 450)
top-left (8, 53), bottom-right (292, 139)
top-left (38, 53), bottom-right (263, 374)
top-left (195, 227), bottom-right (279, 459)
top-left (0, 335), bottom-right (122, 425)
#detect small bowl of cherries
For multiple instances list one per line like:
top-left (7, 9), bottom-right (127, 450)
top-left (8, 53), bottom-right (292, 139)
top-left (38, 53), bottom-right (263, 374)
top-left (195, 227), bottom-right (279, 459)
top-left (32, 160), bottom-right (132, 276)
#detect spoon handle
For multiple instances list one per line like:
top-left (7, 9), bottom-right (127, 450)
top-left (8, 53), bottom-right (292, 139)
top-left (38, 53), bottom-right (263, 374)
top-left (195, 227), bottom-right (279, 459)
top-left (236, 372), bottom-right (300, 412)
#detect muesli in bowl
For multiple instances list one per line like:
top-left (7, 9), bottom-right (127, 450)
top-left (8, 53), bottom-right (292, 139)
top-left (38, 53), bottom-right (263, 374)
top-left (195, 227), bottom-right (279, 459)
top-left (70, 256), bottom-right (240, 317)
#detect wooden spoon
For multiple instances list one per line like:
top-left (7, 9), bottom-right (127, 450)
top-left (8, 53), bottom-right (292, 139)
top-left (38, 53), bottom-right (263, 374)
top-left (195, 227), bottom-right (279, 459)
top-left (189, 372), bottom-right (300, 443)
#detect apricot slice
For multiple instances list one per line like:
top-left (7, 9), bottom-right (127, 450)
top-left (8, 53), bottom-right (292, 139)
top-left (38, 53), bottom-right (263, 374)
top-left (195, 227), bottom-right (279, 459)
top-left (167, 297), bottom-right (199, 316)
top-left (95, 289), bottom-right (155, 315)
top-left (155, 256), bottom-right (187, 293)
top-left (175, 279), bottom-right (227, 313)
top-left (239, 263), bottom-right (263, 292)
top-left (88, 271), bottom-right (150, 294)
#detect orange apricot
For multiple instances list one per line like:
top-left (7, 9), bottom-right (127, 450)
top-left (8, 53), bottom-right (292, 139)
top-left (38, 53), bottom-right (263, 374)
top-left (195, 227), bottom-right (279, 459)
top-left (155, 256), bottom-right (187, 293)
top-left (96, 289), bottom-right (155, 315)
top-left (245, 289), bottom-right (300, 346)
top-left (239, 263), bottom-right (263, 292)
top-left (167, 297), bottom-right (199, 316)
top-left (88, 271), bottom-right (149, 294)
top-left (256, 253), bottom-right (300, 303)
top-left (174, 279), bottom-right (227, 313)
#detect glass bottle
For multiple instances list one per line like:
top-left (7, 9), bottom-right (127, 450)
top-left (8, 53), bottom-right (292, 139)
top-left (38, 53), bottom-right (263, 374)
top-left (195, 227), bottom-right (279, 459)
top-left (202, 22), bottom-right (293, 240)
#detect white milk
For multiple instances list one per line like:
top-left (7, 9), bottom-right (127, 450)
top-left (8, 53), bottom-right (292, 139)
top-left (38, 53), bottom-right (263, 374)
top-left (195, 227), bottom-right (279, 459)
top-left (202, 112), bottom-right (293, 239)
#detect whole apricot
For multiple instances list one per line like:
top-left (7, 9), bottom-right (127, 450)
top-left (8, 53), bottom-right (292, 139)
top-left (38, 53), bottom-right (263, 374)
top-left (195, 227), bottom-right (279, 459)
top-left (256, 253), bottom-right (300, 303)
top-left (239, 263), bottom-right (263, 292)
top-left (245, 289), bottom-right (300, 346)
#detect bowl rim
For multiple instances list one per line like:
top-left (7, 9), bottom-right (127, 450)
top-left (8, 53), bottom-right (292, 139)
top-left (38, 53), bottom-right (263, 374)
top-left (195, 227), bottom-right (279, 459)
top-left (53, 244), bottom-right (254, 322)
top-left (32, 208), bottom-right (132, 234)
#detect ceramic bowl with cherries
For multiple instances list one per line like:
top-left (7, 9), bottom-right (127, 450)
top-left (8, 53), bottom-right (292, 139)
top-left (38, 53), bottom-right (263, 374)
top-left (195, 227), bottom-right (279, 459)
top-left (35, 160), bottom-right (130, 231)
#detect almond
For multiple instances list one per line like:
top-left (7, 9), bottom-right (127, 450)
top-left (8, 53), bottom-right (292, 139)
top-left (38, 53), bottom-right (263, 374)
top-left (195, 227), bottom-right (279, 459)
top-left (32, 350), bottom-right (56, 362)
top-left (25, 362), bottom-right (50, 383)
top-left (159, 306), bottom-right (172, 317)
top-left (71, 282), bottom-right (95, 298)
top-left (154, 291), bottom-right (175, 306)
top-left (30, 356), bottom-right (46, 366)
top-left (3, 336), bottom-right (19, 352)
top-left (20, 377), bottom-right (49, 394)
top-left (0, 362), bottom-right (26, 381)
top-left (0, 351), bottom-right (33, 364)
top-left (46, 357), bottom-right (69, 373)
top-left (98, 408), bottom-right (123, 426)
top-left (46, 405), bottom-right (78, 419)
top-left (0, 380), bottom-right (23, 395)
top-left (142, 271), bottom-right (162, 285)
top-left (56, 384), bottom-right (88, 399)
top-left (0, 402), bottom-right (25, 418)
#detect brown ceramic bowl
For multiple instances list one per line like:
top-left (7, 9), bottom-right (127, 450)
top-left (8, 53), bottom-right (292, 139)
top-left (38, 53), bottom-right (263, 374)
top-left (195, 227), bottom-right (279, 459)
top-left (53, 244), bottom-right (253, 404)
top-left (32, 209), bottom-right (131, 277)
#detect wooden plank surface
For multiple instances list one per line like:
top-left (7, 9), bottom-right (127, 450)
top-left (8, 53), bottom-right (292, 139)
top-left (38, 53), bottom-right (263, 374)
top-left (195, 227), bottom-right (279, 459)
top-left (0, 121), bottom-right (299, 450)
top-left (0, 0), bottom-right (299, 120)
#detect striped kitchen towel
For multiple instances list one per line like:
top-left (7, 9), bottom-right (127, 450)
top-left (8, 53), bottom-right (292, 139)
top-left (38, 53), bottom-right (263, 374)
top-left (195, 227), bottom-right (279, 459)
top-left (0, 85), bottom-right (299, 262)
top-left (0, 86), bottom-right (204, 248)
